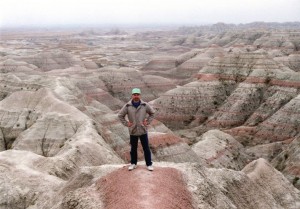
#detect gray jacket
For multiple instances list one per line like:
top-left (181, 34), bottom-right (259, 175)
top-left (118, 99), bottom-right (155, 136)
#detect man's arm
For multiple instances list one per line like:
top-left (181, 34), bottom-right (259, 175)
top-left (118, 104), bottom-right (129, 126)
top-left (145, 104), bottom-right (155, 125)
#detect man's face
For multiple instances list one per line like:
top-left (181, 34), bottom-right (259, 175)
top-left (132, 93), bottom-right (141, 102)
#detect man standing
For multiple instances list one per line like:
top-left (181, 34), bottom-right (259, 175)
top-left (118, 88), bottom-right (155, 171)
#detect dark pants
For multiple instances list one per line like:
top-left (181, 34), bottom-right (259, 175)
top-left (130, 134), bottom-right (152, 166)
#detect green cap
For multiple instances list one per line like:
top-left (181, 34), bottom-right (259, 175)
top-left (132, 88), bottom-right (141, 94)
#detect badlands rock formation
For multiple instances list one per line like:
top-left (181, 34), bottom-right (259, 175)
top-left (51, 159), bottom-right (300, 209)
top-left (272, 136), bottom-right (300, 189)
top-left (0, 23), bottom-right (300, 208)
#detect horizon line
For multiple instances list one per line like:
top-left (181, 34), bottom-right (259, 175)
top-left (1, 21), bottom-right (300, 30)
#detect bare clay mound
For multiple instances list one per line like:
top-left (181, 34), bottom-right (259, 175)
top-left (97, 166), bottom-right (194, 209)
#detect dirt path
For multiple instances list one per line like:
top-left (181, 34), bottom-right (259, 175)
top-left (97, 165), bottom-right (194, 209)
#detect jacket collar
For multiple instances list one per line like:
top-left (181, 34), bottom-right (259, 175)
top-left (126, 99), bottom-right (146, 106)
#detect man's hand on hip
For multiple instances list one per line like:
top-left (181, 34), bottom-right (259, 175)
top-left (142, 120), bottom-right (148, 126)
top-left (128, 121), bottom-right (133, 127)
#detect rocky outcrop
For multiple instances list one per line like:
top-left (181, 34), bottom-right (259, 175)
top-left (97, 166), bottom-right (194, 209)
top-left (192, 130), bottom-right (248, 170)
top-left (154, 51), bottom-right (300, 143)
top-left (253, 32), bottom-right (299, 55)
top-left (0, 59), bottom-right (40, 74)
top-left (45, 160), bottom-right (300, 209)
top-left (142, 56), bottom-right (177, 72)
top-left (0, 71), bottom-right (89, 111)
top-left (0, 74), bottom-right (42, 102)
top-left (44, 66), bottom-right (124, 110)
top-left (272, 137), bottom-right (300, 189)
top-left (16, 50), bottom-right (82, 71)
top-left (0, 150), bottom-right (64, 209)
top-left (170, 45), bottom-right (225, 81)
top-left (154, 79), bottom-right (233, 129)
top-left (275, 54), bottom-right (300, 72)
top-left (97, 67), bottom-right (176, 102)
top-left (241, 158), bottom-right (300, 208)
top-left (251, 93), bottom-right (300, 142)
top-left (149, 132), bottom-right (200, 163)
top-left (0, 88), bottom-right (123, 166)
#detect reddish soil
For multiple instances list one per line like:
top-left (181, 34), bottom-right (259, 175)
top-left (149, 133), bottom-right (184, 149)
top-left (97, 166), bottom-right (194, 209)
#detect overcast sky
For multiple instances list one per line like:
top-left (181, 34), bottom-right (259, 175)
top-left (1, 0), bottom-right (300, 27)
